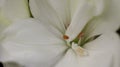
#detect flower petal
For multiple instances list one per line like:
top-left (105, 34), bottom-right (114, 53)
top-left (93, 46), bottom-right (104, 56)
top-left (55, 32), bottom-right (120, 67)
top-left (54, 49), bottom-right (80, 67)
top-left (48, 0), bottom-right (71, 28)
top-left (82, 0), bottom-right (120, 39)
top-left (65, 0), bottom-right (97, 42)
top-left (29, 0), bottom-right (95, 32)
top-left (0, 19), bottom-right (67, 67)
top-left (48, 0), bottom-right (89, 28)
top-left (0, 0), bottom-right (30, 32)
top-left (29, 0), bottom-right (67, 33)
top-left (0, 0), bottom-right (30, 21)
top-left (82, 32), bottom-right (120, 67)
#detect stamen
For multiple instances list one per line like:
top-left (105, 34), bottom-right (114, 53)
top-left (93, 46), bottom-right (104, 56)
top-left (63, 35), bottom-right (69, 40)
top-left (75, 47), bottom-right (88, 56)
top-left (78, 32), bottom-right (84, 38)
top-left (72, 42), bottom-right (88, 56)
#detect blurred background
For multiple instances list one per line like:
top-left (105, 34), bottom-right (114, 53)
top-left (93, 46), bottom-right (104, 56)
top-left (117, 28), bottom-right (120, 35)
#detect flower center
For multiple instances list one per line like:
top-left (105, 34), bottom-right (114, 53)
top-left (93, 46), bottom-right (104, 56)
top-left (63, 32), bottom-right (101, 56)
top-left (63, 32), bottom-right (88, 56)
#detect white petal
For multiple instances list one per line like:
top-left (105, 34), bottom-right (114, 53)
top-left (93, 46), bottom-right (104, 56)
top-left (0, 0), bottom-right (5, 7)
top-left (49, 0), bottom-right (89, 28)
top-left (82, 0), bottom-right (120, 38)
top-left (29, 0), bottom-right (66, 33)
top-left (0, 21), bottom-right (9, 34)
top-left (70, 0), bottom-right (81, 16)
top-left (65, 0), bottom-right (96, 42)
top-left (0, 0), bottom-right (30, 21)
top-left (77, 51), bottom-right (114, 67)
top-left (0, 0), bottom-right (30, 33)
top-left (55, 49), bottom-right (80, 67)
top-left (55, 32), bottom-right (120, 67)
top-left (81, 32), bottom-right (120, 67)
top-left (0, 19), bottom-right (67, 67)
top-left (48, 0), bottom-right (71, 28)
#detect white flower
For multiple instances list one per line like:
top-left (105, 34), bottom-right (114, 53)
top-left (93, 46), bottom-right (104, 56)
top-left (0, 0), bottom-right (30, 32)
top-left (0, 0), bottom-right (120, 67)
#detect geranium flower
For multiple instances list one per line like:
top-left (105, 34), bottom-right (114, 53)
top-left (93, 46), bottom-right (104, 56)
top-left (0, 0), bottom-right (120, 67)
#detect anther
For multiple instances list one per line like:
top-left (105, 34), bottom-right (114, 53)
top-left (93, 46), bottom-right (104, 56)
top-left (63, 35), bottom-right (69, 40)
top-left (78, 32), bottom-right (84, 38)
